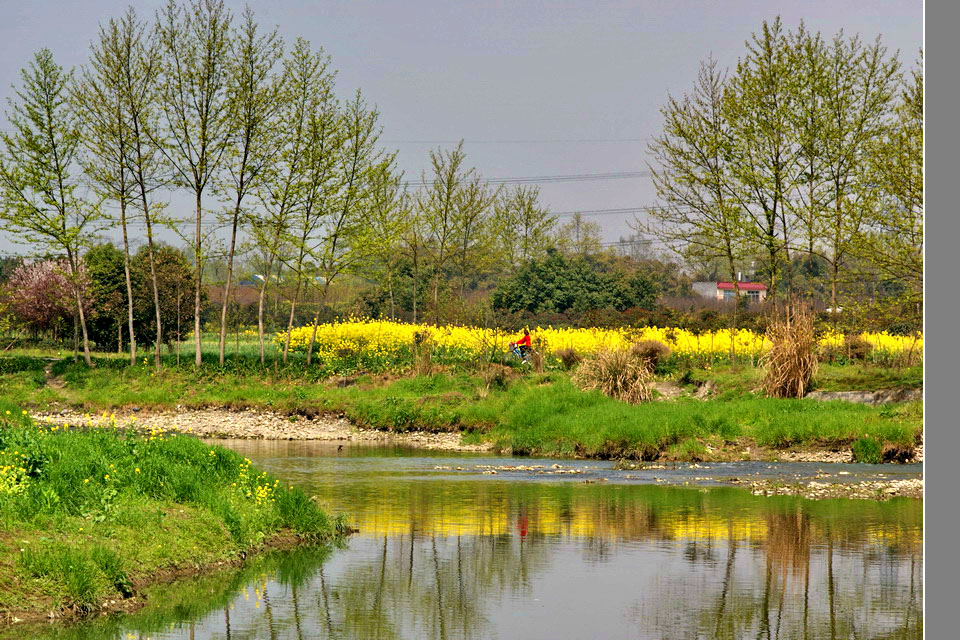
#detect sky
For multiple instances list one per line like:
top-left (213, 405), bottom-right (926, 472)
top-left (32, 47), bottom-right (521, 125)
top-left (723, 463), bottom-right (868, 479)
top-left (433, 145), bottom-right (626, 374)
top-left (0, 0), bottom-right (922, 256)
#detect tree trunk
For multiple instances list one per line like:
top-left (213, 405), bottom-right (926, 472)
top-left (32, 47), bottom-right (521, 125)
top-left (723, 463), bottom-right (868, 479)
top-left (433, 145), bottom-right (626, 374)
top-left (218, 196), bottom-right (243, 365)
top-left (257, 253), bottom-right (276, 365)
top-left (728, 258), bottom-right (740, 362)
top-left (412, 260), bottom-right (418, 323)
top-left (388, 274), bottom-right (396, 320)
top-left (67, 251), bottom-right (93, 366)
top-left (118, 323), bottom-right (122, 354)
top-left (282, 272), bottom-right (303, 365)
top-left (75, 278), bottom-right (93, 367)
top-left (305, 281), bottom-right (330, 366)
top-left (130, 118), bottom-right (162, 370)
top-left (194, 192), bottom-right (203, 367)
top-left (141, 208), bottom-right (163, 371)
top-left (119, 197), bottom-right (137, 365)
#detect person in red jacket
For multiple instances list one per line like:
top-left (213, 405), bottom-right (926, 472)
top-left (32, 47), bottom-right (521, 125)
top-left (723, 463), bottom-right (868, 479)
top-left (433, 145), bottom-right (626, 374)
top-left (514, 329), bottom-right (532, 357)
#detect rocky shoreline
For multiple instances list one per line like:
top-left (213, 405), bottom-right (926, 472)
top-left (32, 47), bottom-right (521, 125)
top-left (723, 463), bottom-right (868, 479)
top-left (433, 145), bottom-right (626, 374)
top-left (745, 478), bottom-right (923, 500)
top-left (32, 408), bottom-right (494, 452)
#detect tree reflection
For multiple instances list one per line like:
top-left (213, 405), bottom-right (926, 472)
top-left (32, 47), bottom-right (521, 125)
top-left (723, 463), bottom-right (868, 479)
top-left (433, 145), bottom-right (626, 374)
top-left (31, 482), bottom-right (921, 640)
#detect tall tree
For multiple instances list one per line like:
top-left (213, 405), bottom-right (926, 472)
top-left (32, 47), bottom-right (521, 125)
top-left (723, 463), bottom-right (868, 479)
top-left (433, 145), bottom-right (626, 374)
top-left (451, 167), bottom-right (497, 298)
top-left (417, 141), bottom-right (473, 322)
top-left (787, 25), bottom-right (830, 262)
top-left (278, 40), bottom-right (341, 363)
top-left (155, 0), bottom-right (233, 365)
top-left (0, 49), bottom-right (102, 365)
top-left (857, 54), bottom-right (923, 309)
top-left (556, 212), bottom-right (603, 257)
top-left (363, 160), bottom-right (410, 320)
top-left (217, 6), bottom-right (283, 365)
top-left (254, 38), bottom-right (331, 363)
top-left (647, 57), bottom-right (748, 297)
top-left (74, 18), bottom-right (139, 364)
top-left (817, 31), bottom-right (900, 310)
top-left (115, 7), bottom-right (167, 370)
top-left (723, 18), bottom-right (801, 296)
top-left (492, 185), bottom-right (555, 268)
top-left (305, 91), bottom-right (386, 364)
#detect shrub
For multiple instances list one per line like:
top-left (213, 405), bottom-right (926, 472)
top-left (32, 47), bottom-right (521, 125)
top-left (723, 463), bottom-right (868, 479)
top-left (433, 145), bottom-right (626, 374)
top-left (844, 335), bottom-right (872, 361)
top-left (761, 303), bottom-right (818, 398)
top-left (630, 340), bottom-right (671, 368)
top-left (572, 348), bottom-right (653, 404)
top-left (554, 347), bottom-right (581, 370)
top-left (851, 437), bottom-right (883, 464)
top-left (412, 331), bottom-right (433, 376)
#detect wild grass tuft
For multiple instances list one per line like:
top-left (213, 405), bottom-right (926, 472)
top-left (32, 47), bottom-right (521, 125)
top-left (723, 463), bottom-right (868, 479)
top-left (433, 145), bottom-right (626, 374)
top-left (851, 437), bottom-right (884, 464)
top-left (572, 348), bottom-right (653, 404)
top-left (554, 347), bottom-right (582, 370)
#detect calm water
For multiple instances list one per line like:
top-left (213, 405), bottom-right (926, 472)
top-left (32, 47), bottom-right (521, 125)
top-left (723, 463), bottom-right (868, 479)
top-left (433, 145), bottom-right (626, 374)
top-left (26, 441), bottom-right (922, 640)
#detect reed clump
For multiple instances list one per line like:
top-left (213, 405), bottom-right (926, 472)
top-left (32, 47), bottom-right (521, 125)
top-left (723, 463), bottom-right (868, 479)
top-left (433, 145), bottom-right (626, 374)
top-left (760, 302), bottom-right (818, 398)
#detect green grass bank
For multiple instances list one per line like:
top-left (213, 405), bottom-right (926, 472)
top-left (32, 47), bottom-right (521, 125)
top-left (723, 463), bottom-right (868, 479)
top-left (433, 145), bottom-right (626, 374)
top-left (0, 399), bottom-right (345, 624)
top-left (0, 354), bottom-right (923, 464)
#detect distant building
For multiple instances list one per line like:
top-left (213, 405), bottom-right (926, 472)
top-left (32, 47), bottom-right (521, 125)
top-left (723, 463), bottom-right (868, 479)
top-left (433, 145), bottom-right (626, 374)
top-left (692, 281), bottom-right (768, 302)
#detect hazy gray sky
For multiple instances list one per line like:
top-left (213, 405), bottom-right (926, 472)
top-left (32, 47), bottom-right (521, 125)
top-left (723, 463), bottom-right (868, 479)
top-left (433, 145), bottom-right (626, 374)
top-left (0, 0), bottom-right (922, 255)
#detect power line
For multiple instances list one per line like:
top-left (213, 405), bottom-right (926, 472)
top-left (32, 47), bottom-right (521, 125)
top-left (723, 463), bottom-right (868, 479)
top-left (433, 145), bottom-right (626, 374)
top-left (385, 138), bottom-right (651, 144)
top-left (402, 170), bottom-right (652, 187)
top-left (551, 207), bottom-right (660, 218)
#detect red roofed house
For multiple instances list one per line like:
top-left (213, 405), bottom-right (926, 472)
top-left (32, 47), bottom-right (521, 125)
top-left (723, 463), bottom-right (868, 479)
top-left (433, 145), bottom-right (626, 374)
top-left (692, 281), bottom-right (767, 303)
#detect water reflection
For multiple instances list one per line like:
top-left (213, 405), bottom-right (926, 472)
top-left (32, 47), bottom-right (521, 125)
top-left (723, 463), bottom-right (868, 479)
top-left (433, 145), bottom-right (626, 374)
top-left (18, 443), bottom-right (921, 640)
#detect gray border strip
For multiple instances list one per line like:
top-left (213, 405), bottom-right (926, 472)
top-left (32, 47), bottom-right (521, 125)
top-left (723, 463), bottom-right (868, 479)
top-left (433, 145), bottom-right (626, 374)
top-left (926, 0), bottom-right (953, 635)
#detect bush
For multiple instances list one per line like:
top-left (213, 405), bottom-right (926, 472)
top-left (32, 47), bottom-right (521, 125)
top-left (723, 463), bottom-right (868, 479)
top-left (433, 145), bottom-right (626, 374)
top-left (572, 348), bottom-right (653, 404)
top-left (761, 303), bottom-right (818, 398)
top-left (554, 347), bottom-right (581, 370)
top-left (630, 340), bottom-right (671, 368)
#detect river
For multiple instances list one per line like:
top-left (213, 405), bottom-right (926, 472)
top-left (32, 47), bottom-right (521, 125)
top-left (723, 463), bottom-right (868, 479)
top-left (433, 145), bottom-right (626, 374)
top-left (28, 440), bottom-right (922, 639)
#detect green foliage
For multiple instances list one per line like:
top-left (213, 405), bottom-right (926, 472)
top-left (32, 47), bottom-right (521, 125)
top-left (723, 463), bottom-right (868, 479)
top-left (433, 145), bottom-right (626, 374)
top-left (84, 244), bottom-right (128, 349)
top-left (492, 250), bottom-right (659, 314)
top-left (131, 244), bottom-right (198, 346)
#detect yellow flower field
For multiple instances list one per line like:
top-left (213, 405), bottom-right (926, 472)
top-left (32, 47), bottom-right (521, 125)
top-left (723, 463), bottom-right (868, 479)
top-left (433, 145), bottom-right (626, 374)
top-left (277, 319), bottom-right (922, 363)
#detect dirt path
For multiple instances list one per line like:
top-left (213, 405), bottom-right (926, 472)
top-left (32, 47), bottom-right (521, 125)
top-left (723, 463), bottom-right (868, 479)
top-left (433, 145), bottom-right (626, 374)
top-left (32, 409), bottom-right (493, 452)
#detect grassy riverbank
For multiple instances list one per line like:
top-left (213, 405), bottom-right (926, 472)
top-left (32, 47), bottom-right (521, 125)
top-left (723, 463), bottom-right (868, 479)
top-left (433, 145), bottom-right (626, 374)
top-left (0, 355), bottom-right (922, 463)
top-left (0, 399), bottom-right (345, 623)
